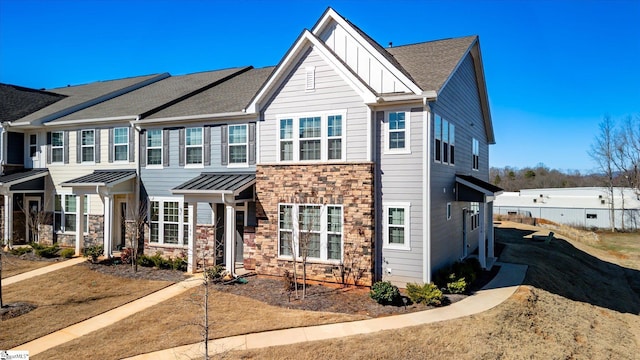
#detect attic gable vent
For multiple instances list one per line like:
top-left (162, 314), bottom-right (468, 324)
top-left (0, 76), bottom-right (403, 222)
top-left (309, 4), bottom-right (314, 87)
top-left (305, 66), bottom-right (315, 90)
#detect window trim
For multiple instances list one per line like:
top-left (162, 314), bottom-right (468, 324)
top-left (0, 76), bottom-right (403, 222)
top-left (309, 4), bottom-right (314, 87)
top-left (384, 110), bottom-right (411, 154)
top-left (54, 193), bottom-right (89, 234)
top-left (148, 197), bottom-right (190, 247)
top-left (146, 129), bottom-right (163, 168)
top-left (185, 127), bottom-right (204, 167)
top-left (277, 203), bottom-right (344, 263)
top-left (51, 131), bottom-right (65, 164)
top-left (113, 127), bottom-right (129, 162)
top-left (228, 124), bottom-right (249, 167)
top-left (383, 202), bottom-right (411, 250)
top-left (276, 111), bottom-right (347, 163)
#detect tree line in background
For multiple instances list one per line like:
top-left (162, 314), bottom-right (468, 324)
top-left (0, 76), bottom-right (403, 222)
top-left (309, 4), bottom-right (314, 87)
top-left (490, 165), bottom-right (604, 192)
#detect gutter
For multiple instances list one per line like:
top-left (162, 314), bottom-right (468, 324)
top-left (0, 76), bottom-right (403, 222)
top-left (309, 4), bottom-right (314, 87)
top-left (136, 111), bottom-right (253, 125)
top-left (43, 115), bottom-right (137, 126)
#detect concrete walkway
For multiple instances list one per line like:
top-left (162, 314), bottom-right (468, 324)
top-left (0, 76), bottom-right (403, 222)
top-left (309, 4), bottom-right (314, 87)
top-left (3, 256), bottom-right (86, 286)
top-left (126, 262), bottom-right (528, 360)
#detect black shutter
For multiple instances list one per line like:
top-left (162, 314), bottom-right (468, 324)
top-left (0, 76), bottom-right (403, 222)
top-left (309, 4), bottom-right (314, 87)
top-left (139, 130), bottom-right (146, 167)
top-left (162, 129), bottom-right (169, 167)
top-left (76, 130), bottom-right (82, 163)
top-left (203, 126), bottom-right (211, 166)
top-left (95, 129), bottom-right (101, 163)
top-left (46, 132), bottom-right (52, 164)
top-left (108, 128), bottom-right (114, 163)
top-left (128, 127), bottom-right (135, 162)
top-left (248, 123), bottom-right (256, 165)
top-left (64, 131), bottom-right (69, 164)
top-left (221, 125), bottom-right (228, 166)
top-left (179, 128), bottom-right (185, 166)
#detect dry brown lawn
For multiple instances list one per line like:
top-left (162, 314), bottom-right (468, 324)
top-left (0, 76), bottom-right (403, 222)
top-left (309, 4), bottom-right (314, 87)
top-left (227, 221), bottom-right (640, 359)
top-left (1, 256), bottom-right (56, 278)
top-left (1, 264), bottom-right (173, 349)
top-left (34, 285), bottom-right (365, 360)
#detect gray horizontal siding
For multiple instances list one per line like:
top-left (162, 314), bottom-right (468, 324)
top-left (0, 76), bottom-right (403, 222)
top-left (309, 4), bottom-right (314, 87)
top-left (260, 48), bottom-right (369, 163)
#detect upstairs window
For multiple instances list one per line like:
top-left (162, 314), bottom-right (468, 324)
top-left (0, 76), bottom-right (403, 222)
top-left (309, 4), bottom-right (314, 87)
top-left (434, 114), bottom-right (454, 165)
top-left (185, 127), bottom-right (203, 165)
top-left (472, 138), bottom-right (480, 170)
top-left (147, 129), bottom-right (162, 166)
top-left (435, 115), bottom-right (442, 162)
top-left (279, 119), bottom-right (294, 161)
top-left (228, 125), bottom-right (248, 165)
top-left (81, 130), bottom-right (95, 162)
top-left (388, 111), bottom-right (407, 151)
top-left (327, 115), bottom-right (343, 160)
top-left (113, 127), bottom-right (129, 162)
top-left (51, 131), bottom-right (64, 163)
top-left (278, 113), bottom-right (346, 162)
top-left (299, 116), bottom-right (321, 160)
top-left (29, 134), bottom-right (37, 157)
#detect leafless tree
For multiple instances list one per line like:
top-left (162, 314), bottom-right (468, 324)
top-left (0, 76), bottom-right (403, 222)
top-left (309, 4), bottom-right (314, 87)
top-left (589, 116), bottom-right (617, 232)
top-left (125, 200), bottom-right (147, 272)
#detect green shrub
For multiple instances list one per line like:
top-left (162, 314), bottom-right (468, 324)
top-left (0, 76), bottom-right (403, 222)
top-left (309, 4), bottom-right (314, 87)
top-left (35, 244), bottom-right (59, 258)
top-left (406, 282), bottom-right (444, 306)
top-left (10, 246), bottom-right (33, 256)
top-left (171, 256), bottom-right (188, 271)
top-left (369, 281), bottom-right (400, 305)
top-left (60, 248), bottom-right (75, 259)
top-left (137, 254), bottom-right (155, 267)
top-left (446, 276), bottom-right (467, 294)
top-left (204, 264), bottom-right (226, 282)
top-left (83, 245), bottom-right (104, 261)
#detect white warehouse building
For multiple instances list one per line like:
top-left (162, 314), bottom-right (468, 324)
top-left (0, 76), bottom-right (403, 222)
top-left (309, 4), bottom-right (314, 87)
top-left (494, 187), bottom-right (640, 230)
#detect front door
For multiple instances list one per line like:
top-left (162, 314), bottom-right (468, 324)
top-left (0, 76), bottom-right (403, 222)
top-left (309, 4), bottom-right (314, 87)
top-left (25, 197), bottom-right (41, 243)
top-left (115, 200), bottom-right (127, 250)
top-left (235, 211), bottom-right (245, 263)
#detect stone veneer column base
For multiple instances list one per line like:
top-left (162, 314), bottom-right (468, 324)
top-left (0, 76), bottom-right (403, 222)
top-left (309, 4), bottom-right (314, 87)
top-left (254, 163), bottom-right (375, 287)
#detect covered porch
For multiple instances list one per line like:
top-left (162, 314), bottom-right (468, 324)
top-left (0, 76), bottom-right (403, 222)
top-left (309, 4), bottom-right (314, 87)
top-left (455, 174), bottom-right (503, 269)
top-left (172, 172), bottom-right (255, 274)
top-left (60, 170), bottom-right (137, 256)
top-left (0, 169), bottom-right (49, 245)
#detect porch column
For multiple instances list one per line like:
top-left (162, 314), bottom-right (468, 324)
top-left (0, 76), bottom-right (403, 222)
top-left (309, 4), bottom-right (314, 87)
top-left (478, 202), bottom-right (487, 269)
top-left (75, 194), bottom-right (85, 256)
top-left (187, 202), bottom-right (196, 273)
top-left (4, 193), bottom-right (12, 245)
top-left (487, 201), bottom-right (495, 259)
top-left (224, 203), bottom-right (236, 275)
top-left (103, 194), bottom-right (113, 258)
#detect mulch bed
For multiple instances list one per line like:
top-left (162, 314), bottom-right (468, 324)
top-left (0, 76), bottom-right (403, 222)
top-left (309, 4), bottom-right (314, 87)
top-left (80, 258), bottom-right (189, 282)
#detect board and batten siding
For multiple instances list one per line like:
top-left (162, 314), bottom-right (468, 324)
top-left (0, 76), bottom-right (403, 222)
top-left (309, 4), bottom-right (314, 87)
top-left (140, 123), bottom-right (255, 224)
top-left (377, 107), bottom-right (425, 287)
top-left (259, 47), bottom-right (369, 163)
top-left (429, 52), bottom-right (490, 272)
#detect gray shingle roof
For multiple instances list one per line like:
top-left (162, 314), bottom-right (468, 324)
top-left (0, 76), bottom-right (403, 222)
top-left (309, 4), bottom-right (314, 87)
top-left (0, 168), bottom-right (48, 185)
top-left (0, 84), bottom-right (65, 123)
top-left (61, 170), bottom-right (136, 187)
top-left (386, 36), bottom-right (477, 92)
top-left (146, 67), bottom-right (275, 119)
top-left (49, 67), bottom-right (250, 123)
top-left (11, 73), bottom-right (167, 126)
top-left (172, 173), bottom-right (255, 194)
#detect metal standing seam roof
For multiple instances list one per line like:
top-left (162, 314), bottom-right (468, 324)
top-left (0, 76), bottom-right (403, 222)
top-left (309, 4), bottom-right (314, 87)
top-left (0, 169), bottom-right (49, 186)
top-left (456, 174), bottom-right (504, 196)
top-left (61, 170), bottom-right (136, 187)
top-left (49, 67), bottom-right (251, 123)
top-left (172, 173), bottom-right (256, 195)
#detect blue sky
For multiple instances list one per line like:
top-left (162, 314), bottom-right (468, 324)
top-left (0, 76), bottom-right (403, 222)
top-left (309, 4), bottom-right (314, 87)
top-left (1, 0), bottom-right (638, 173)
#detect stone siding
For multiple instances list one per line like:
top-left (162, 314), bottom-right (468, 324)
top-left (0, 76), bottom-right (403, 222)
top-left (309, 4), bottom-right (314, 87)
top-left (255, 163), bottom-right (375, 286)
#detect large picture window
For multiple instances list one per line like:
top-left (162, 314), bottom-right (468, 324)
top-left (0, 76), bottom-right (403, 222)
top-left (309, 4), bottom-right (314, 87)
top-left (278, 203), bottom-right (343, 261)
top-left (113, 127), bottom-right (129, 162)
top-left (277, 112), bottom-right (346, 162)
top-left (148, 198), bottom-right (189, 246)
top-left (185, 127), bottom-right (203, 165)
top-left (228, 125), bottom-right (248, 164)
top-left (383, 203), bottom-right (410, 250)
top-left (81, 130), bottom-right (95, 162)
top-left (147, 129), bottom-right (162, 166)
top-left (51, 131), bottom-right (64, 163)
top-left (54, 194), bottom-right (88, 233)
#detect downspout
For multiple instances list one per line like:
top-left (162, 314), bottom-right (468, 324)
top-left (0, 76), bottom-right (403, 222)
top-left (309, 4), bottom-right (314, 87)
top-left (132, 117), bottom-right (142, 260)
top-left (423, 98), bottom-right (433, 284)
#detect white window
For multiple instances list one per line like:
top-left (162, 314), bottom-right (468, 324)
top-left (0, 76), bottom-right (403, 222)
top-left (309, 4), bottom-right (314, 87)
top-left (434, 114), bottom-right (455, 165)
top-left (51, 131), bottom-right (64, 163)
top-left (472, 138), bottom-right (480, 171)
top-left (185, 127), bottom-right (203, 165)
top-left (81, 129), bottom-right (95, 162)
top-left (385, 111), bottom-right (410, 154)
top-left (29, 134), bottom-right (37, 157)
top-left (447, 203), bottom-right (452, 220)
top-left (278, 203), bottom-right (343, 261)
top-left (147, 129), bottom-right (162, 166)
top-left (149, 198), bottom-right (189, 246)
top-left (228, 124), bottom-right (248, 165)
top-left (470, 202), bottom-right (480, 230)
top-left (277, 112), bottom-right (346, 162)
top-left (383, 203), bottom-right (411, 250)
top-left (113, 127), bottom-right (129, 162)
top-left (54, 194), bottom-right (88, 233)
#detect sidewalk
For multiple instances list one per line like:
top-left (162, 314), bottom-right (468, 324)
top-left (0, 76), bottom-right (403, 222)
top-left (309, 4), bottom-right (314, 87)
top-left (3, 256), bottom-right (86, 286)
top-left (126, 262), bottom-right (528, 360)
